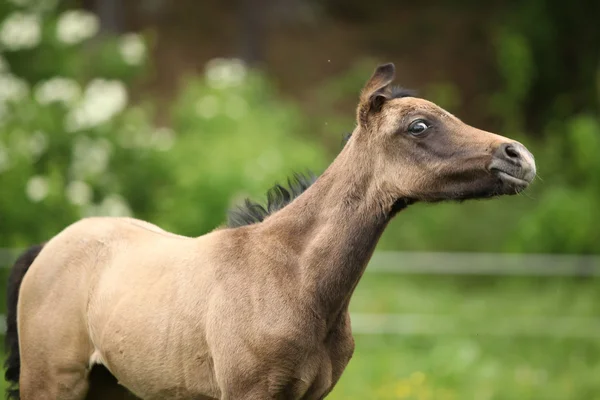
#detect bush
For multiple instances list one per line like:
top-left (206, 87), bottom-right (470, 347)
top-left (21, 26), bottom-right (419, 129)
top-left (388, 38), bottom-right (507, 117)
top-left (152, 59), bottom-right (328, 235)
top-left (0, 2), bottom-right (170, 246)
top-left (0, 3), bottom-right (328, 245)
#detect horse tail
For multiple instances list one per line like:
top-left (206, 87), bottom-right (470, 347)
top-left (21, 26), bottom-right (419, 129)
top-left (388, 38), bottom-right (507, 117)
top-left (4, 243), bottom-right (45, 400)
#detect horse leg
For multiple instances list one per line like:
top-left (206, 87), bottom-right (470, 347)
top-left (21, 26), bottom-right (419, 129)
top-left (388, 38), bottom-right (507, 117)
top-left (19, 362), bottom-right (89, 400)
top-left (18, 288), bottom-right (94, 399)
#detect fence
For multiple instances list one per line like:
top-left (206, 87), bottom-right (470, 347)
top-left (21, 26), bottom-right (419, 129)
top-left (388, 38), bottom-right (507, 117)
top-left (1, 249), bottom-right (599, 338)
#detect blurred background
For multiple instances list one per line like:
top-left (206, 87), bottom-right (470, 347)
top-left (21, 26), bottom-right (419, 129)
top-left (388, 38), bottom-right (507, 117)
top-left (0, 0), bottom-right (599, 398)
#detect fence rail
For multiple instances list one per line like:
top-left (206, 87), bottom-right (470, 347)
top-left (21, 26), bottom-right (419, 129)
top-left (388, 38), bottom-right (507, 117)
top-left (0, 313), bottom-right (597, 338)
top-left (4, 249), bottom-right (599, 276)
top-left (350, 313), bottom-right (600, 338)
top-left (0, 248), bottom-right (598, 338)
top-left (368, 251), bottom-right (600, 276)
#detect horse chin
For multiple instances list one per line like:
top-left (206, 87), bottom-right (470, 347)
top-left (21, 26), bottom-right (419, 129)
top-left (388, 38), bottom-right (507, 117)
top-left (418, 180), bottom-right (503, 203)
top-left (463, 173), bottom-right (533, 200)
top-left (465, 182), bottom-right (521, 200)
top-left (494, 172), bottom-right (531, 195)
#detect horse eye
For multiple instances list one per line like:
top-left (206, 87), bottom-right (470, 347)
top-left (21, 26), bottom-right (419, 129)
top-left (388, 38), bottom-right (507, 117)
top-left (408, 120), bottom-right (430, 135)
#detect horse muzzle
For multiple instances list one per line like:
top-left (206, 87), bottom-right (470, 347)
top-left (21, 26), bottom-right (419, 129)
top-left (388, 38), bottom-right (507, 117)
top-left (489, 142), bottom-right (536, 192)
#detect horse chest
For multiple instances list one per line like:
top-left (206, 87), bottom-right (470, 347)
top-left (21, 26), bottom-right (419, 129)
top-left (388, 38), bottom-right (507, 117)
top-left (262, 314), bottom-right (356, 399)
top-left (291, 322), bottom-right (355, 399)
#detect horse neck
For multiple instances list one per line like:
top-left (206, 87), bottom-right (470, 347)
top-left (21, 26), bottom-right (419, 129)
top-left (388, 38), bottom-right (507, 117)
top-left (260, 141), bottom-right (401, 324)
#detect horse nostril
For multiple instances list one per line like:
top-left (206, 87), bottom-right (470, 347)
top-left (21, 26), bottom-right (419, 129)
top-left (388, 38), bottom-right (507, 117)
top-left (491, 142), bottom-right (536, 183)
top-left (502, 143), bottom-right (521, 161)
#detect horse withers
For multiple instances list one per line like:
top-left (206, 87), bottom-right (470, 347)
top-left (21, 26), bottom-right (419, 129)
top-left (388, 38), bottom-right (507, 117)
top-left (5, 63), bottom-right (535, 399)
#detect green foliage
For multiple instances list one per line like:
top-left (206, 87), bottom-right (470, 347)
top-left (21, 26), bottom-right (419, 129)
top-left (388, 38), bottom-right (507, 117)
top-left (0, 2), bottom-right (168, 246)
top-left (0, 3), bottom-right (327, 245)
top-left (488, 29), bottom-right (534, 133)
top-left (508, 114), bottom-right (600, 253)
top-left (485, 3), bottom-right (600, 254)
top-left (153, 61), bottom-right (327, 235)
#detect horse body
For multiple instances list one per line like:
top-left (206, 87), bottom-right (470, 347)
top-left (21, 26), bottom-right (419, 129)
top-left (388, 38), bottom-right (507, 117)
top-left (18, 216), bottom-right (351, 399)
top-left (6, 63), bottom-right (537, 399)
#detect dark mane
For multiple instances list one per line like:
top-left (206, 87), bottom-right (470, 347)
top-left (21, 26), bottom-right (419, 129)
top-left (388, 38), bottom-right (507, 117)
top-left (391, 86), bottom-right (417, 99)
top-left (227, 133), bottom-right (354, 228)
top-left (227, 172), bottom-right (318, 228)
top-left (226, 86), bottom-right (417, 228)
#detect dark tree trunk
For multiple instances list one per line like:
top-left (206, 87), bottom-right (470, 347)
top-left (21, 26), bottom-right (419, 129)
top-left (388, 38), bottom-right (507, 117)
top-left (237, 0), bottom-right (267, 66)
top-left (93, 0), bottom-right (125, 34)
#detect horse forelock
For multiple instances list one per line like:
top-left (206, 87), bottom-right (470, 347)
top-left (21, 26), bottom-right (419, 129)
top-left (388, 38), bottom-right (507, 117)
top-left (390, 86), bottom-right (417, 99)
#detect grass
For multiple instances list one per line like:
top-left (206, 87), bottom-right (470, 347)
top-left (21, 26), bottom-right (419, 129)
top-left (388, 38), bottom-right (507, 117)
top-left (329, 273), bottom-right (600, 399)
top-left (329, 335), bottom-right (600, 400)
top-left (0, 270), bottom-right (598, 399)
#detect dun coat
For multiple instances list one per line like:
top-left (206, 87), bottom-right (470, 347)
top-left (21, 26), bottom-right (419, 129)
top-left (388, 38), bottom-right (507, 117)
top-left (4, 63), bottom-right (536, 400)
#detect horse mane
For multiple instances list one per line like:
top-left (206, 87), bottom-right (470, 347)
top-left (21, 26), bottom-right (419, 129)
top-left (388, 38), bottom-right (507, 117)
top-left (227, 133), bottom-right (353, 228)
top-left (226, 172), bottom-right (317, 228)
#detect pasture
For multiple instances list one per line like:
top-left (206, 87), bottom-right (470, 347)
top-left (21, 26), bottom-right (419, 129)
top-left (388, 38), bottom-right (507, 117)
top-left (2, 251), bottom-right (598, 399)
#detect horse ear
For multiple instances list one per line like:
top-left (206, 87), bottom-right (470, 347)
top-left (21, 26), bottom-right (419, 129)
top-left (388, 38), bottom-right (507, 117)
top-left (357, 63), bottom-right (395, 127)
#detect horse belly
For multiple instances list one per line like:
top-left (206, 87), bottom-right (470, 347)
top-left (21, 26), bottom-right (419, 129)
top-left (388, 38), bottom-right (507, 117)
top-left (90, 313), bottom-right (219, 399)
top-left (103, 357), bottom-right (218, 400)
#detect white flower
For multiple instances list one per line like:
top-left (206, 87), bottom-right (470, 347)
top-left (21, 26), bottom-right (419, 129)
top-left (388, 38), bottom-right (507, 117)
top-left (195, 95), bottom-right (219, 119)
top-left (28, 130), bottom-right (48, 158)
top-left (65, 79), bottom-right (128, 131)
top-left (101, 194), bottom-right (131, 216)
top-left (151, 127), bottom-right (175, 151)
top-left (0, 73), bottom-right (29, 103)
top-left (0, 12), bottom-right (41, 51)
top-left (34, 77), bottom-right (81, 106)
top-left (84, 194), bottom-right (131, 217)
top-left (26, 175), bottom-right (49, 202)
top-left (70, 136), bottom-right (112, 177)
top-left (118, 33), bottom-right (146, 66)
top-left (66, 180), bottom-right (92, 205)
top-left (205, 58), bottom-right (247, 89)
top-left (56, 10), bottom-right (99, 45)
top-left (9, 0), bottom-right (59, 11)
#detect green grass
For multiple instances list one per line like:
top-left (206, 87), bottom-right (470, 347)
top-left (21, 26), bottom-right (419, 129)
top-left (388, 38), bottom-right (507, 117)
top-left (328, 273), bottom-right (600, 399)
top-left (1, 271), bottom-right (598, 399)
top-left (329, 335), bottom-right (600, 400)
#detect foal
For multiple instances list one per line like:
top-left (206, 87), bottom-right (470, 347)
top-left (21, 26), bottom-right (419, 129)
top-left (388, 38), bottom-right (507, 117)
top-left (5, 63), bottom-right (535, 399)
